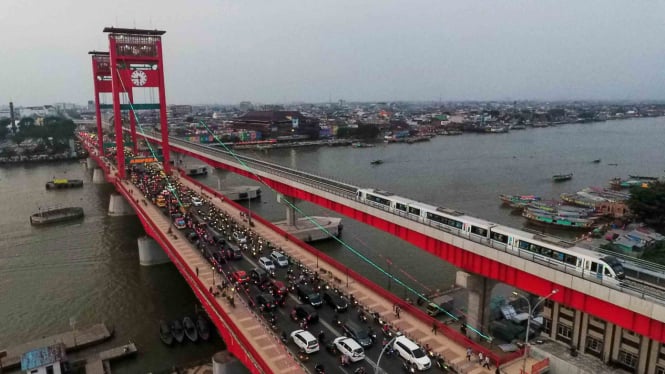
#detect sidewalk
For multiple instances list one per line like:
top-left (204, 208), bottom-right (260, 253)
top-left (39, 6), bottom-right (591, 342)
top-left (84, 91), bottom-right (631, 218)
top-left (176, 172), bottom-right (537, 374)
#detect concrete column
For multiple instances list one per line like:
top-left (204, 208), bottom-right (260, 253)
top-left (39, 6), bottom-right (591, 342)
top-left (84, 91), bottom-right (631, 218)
top-left (572, 309), bottom-right (583, 348)
top-left (637, 336), bottom-right (650, 374)
top-left (138, 236), bottom-right (170, 266)
top-left (212, 351), bottom-right (238, 374)
top-left (455, 271), bottom-right (495, 341)
top-left (602, 322), bottom-right (614, 363)
top-left (108, 193), bottom-right (135, 216)
top-left (549, 302), bottom-right (560, 340)
top-left (277, 194), bottom-right (299, 226)
top-left (86, 157), bottom-right (95, 169)
top-left (578, 312), bottom-right (589, 354)
top-left (610, 325), bottom-right (622, 362)
top-left (92, 168), bottom-right (106, 184)
top-left (647, 337), bottom-right (659, 374)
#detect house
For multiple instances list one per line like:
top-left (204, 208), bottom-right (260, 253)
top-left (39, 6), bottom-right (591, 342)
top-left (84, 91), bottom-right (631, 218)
top-left (20, 343), bottom-right (67, 374)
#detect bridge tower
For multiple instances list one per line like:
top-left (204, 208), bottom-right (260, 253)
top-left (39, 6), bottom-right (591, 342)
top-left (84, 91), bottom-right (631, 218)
top-left (88, 51), bottom-right (115, 155)
top-left (104, 27), bottom-right (171, 179)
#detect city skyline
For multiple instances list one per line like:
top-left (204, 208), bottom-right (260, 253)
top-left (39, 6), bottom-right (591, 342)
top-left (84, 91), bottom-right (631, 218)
top-left (1, 0), bottom-right (664, 106)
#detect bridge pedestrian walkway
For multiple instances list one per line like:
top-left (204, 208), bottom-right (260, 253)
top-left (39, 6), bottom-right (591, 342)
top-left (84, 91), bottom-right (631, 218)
top-left (173, 172), bottom-right (534, 374)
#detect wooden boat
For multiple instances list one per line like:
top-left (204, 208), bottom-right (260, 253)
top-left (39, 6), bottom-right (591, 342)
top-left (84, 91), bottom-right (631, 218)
top-left (499, 194), bottom-right (541, 209)
top-left (370, 160), bottom-right (383, 165)
top-left (30, 207), bottom-right (84, 225)
top-left (183, 316), bottom-right (199, 343)
top-left (522, 207), bottom-right (596, 229)
top-left (171, 320), bottom-right (185, 343)
top-left (552, 173), bottom-right (573, 182)
top-left (45, 178), bottom-right (83, 189)
top-left (592, 159), bottom-right (601, 163)
top-left (159, 320), bottom-right (174, 346)
top-left (197, 315), bottom-right (211, 341)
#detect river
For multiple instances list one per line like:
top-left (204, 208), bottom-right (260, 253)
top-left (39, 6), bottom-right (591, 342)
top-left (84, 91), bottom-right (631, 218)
top-left (0, 117), bottom-right (663, 372)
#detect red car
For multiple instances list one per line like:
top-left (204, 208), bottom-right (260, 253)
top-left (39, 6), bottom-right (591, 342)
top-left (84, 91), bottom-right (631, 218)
top-left (230, 270), bottom-right (249, 285)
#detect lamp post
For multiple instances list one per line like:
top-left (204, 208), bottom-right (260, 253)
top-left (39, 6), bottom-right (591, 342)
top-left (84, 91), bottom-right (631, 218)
top-left (512, 289), bottom-right (558, 373)
top-left (246, 188), bottom-right (252, 225)
top-left (386, 257), bottom-right (393, 291)
top-left (375, 335), bottom-right (399, 374)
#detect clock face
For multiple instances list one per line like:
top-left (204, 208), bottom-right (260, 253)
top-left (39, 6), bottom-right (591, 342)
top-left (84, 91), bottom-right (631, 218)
top-left (131, 70), bottom-right (148, 87)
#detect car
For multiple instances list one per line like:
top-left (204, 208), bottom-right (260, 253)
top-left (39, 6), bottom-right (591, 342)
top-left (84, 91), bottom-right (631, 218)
top-left (296, 284), bottom-right (323, 308)
top-left (191, 197), bottom-right (203, 206)
top-left (322, 290), bottom-right (348, 312)
top-left (333, 336), bottom-right (365, 362)
top-left (232, 231), bottom-right (247, 244)
top-left (270, 251), bottom-right (289, 267)
top-left (342, 321), bottom-right (374, 348)
top-left (230, 270), bottom-right (249, 285)
top-left (256, 293), bottom-right (277, 311)
top-left (290, 304), bottom-right (319, 324)
top-left (290, 329), bottom-right (319, 354)
top-left (269, 280), bottom-right (288, 297)
top-left (174, 215), bottom-right (186, 229)
top-left (249, 268), bottom-right (270, 286)
top-left (258, 257), bottom-right (276, 272)
top-left (229, 247), bottom-right (243, 260)
top-left (392, 336), bottom-right (431, 371)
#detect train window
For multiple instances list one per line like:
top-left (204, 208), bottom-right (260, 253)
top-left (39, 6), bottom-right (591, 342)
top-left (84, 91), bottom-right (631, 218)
top-left (427, 212), bottom-right (463, 229)
top-left (490, 232), bottom-right (508, 243)
top-left (564, 254), bottom-right (576, 265)
top-left (590, 262), bottom-right (598, 272)
top-left (471, 226), bottom-right (488, 237)
top-left (395, 203), bottom-right (407, 212)
top-left (408, 206), bottom-right (421, 215)
top-left (366, 194), bottom-right (391, 206)
top-left (518, 240), bottom-right (530, 250)
top-left (604, 267), bottom-right (612, 277)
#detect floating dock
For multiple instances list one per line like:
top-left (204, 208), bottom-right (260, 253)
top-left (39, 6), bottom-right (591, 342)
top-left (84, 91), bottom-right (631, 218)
top-left (220, 185), bottom-right (261, 201)
top-left (273, 216), bottom-right (342, 242)
top-left (84, 342), bottom-right (138, 374)
top-left (0, 323), bottom-right (113, 370)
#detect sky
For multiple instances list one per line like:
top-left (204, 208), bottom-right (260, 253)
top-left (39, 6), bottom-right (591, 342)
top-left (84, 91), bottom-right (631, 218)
top-left (1, 0), bottom-right (665, 106)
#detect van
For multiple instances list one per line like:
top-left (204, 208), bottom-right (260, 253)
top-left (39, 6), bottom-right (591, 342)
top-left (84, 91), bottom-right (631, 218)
top-left (392, 336), bottom-right (431, 370)
top-left (426, 295), bottom-right (454, 317)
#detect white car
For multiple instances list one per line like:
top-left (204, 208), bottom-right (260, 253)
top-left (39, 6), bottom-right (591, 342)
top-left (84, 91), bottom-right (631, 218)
top-left (333, 336), bottom-right (365, 362)
top-left (270, 251), bottom-right (289, 268)
top-left (291, 329), bottom-right (319, 354)
top-left (190, 197), bottom-right (203, 206)
top-left (258, 257), bottom-right (276, 272)
top-left (392, 336), bottom-right (431, 371)
top-left (232, 231), bottom-right (247, 244)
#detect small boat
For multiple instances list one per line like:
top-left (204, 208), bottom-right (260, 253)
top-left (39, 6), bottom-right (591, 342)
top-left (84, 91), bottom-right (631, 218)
top-left (608, 163), bottom-right (618, 166)
top-left (171, 320), bottom-right (185, 343)
top-left (197, 315), bottom-right (211, 341)
top-left (159, 320), bottom-right (174, 346)
top-left (45, 178), bottom-right (83, 189)
top-left (552, 173), bottom-right (573, 182)
top-left (629, 175), bottom-right (659, 181)
top-left (370, 160), bottom-right (383, 165)
top-left (183, 316), bottom-right (199, 343)
top-left (499, 194), bottom-right (541, 209)
top-left (522, 207), bottom-right (596, 229)
top-left (592, 159), bottom-right (601, 164)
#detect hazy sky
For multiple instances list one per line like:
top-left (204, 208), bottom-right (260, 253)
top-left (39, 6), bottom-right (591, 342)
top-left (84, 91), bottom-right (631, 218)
top-left (2, 0), bottom-right (664, 106)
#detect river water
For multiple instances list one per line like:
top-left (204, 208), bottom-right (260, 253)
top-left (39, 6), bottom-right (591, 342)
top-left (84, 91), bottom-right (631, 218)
top-left (0, 117), bottom-right (663, 372)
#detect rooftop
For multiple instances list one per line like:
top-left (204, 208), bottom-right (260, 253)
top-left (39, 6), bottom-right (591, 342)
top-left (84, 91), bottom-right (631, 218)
top-left (21, 343), bottom-right (67, 371)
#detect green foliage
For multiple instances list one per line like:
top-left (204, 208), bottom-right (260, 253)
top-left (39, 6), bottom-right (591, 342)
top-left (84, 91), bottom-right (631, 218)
top-left (0, 118), bottom-right (10, 140)
top-left (335, 124), bottom-right (380, 140)
top-left (640, 242), bottom-right (665, 266)
top-left (628, 182), bottom-right (665, 232)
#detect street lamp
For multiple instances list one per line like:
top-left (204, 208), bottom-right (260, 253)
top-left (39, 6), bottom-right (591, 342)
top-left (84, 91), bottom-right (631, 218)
top-left (375, 335), bottom-right (399, 374)
top-left (246, 188), bottom-right (252, 225)
top-left (512, 289), bottom-right (558, 373)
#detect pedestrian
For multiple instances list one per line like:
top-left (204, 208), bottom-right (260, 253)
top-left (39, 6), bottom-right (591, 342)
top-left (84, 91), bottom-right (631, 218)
top-left (432, 321), bottom-right (438, 335)
top-left (395, 305), bottom-right (401, 319)
top-left (483, 356), bottom-right (491, 369)
top-left (196, 267), bottom-right (199, 276)
top-left (495, 367), bottom-right (500, 374)
top-left (460, 324), bottom-right (467, 337)
top-left (478, 351), bottom-right (484, 365)
top-left (466, 347), bottom-right (472, 361)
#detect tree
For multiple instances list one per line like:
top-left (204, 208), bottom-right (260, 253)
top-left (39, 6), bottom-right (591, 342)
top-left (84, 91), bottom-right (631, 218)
top-left (627, 182), bottom-right (665, 232)
top-left (0, 118), bottom-right (10, 140)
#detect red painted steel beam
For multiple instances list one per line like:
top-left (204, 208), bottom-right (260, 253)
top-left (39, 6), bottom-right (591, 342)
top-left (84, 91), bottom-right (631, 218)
top-left (155, 140), bottom-right (665, 343)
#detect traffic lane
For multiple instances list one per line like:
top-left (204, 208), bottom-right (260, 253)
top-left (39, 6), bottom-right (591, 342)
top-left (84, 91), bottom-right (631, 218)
top-left (222, 254), bottom-right (401, 374)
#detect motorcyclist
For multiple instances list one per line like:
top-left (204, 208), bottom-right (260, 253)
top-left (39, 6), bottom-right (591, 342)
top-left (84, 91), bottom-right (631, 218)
top-left (318, 330), bottom-right (326, 343)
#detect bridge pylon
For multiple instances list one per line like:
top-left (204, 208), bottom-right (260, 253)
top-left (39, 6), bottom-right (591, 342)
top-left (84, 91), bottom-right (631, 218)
top-left (88, 51), bottom-right (113, 155)
top-left (103, 27), bottom-right (171, 179)
top-left (277, 193), bottom-right (300, 226)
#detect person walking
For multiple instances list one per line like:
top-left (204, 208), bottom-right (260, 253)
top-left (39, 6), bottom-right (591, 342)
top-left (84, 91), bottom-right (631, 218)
top-left (478, 351), bottom-right (484, 365)
top-left (466, 348), bottom-right (472, 361)
top-left (196, 267), bottom-right (199, 276)
top-left (432, 321), bottom-right (438, 335)
top-left (483, 356), bottom-right (491, 369)
top-left (395, 305), bottom-right (401, 319)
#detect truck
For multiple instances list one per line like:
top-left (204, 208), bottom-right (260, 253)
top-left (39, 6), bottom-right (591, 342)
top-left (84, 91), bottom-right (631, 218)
top-left (426, 294), bottom-right (455, 317)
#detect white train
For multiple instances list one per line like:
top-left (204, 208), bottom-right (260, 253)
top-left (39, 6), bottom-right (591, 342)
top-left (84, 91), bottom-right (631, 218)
top-left (356, 188), bottom-right (625, 284)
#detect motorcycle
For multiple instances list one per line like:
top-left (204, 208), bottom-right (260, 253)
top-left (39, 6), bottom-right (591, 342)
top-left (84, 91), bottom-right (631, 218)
top-left (401, 360), bottom-right (417, 373)
top-left (354, 368), bottom-right (367, 374)
top-left (280, 331), bottom-right (288, 344)
top-left (318, 331), bottom-right (326, 344)
top-left (357, 309), bottom-right (368, 323)
top-left (297, 350), bottom-right (309, 362)
top-left (314, 363), bottom-right (325, 374)
top-left (332, 314), bottom-right (342, 327)
top-left (433, 353), bottom-right (450, 372)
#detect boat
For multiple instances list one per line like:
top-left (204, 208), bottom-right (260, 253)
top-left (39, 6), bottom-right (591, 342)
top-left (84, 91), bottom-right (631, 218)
top-left (45, 178), bottom-right (83, 190)
top-left (499, 194), bottom-right (541, 209)
top-left (171, 319), bottom-right (185, 343)
top-left (629, 175), bottom-right (659, 181)
top-left (183, 316), bottom-right (198, 343)
top-left (29, 206), bottom-right (84, 225)
top-left (552, 173), bottom-right (573, 182)
top-left (159, 320), bottom-right (174, 346)
top-left (592, 159), bottom-right (601, 164)
top-left (522, 207), bottom-right (596, 229)
top-left (370, 160), bottom-right (383, 165)
top-left (185, 165), bottom-right (208, 176)
top-left (197, 315), bottom-right (211, 341)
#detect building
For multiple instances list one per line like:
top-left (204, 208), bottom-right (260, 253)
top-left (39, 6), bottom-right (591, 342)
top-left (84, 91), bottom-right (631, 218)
top-left (231, 111), bottom-right (320, 140)
top-left (20, 343), bottom-right (67, 374)
top-left (168, 105), bottom-right (193, 117)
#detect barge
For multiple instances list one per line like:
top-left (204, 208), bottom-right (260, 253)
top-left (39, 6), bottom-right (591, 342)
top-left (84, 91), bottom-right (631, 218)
top-left (45, 178), bottom-right (83, 190)
top-left (30, 207), bottom-right (84, 225)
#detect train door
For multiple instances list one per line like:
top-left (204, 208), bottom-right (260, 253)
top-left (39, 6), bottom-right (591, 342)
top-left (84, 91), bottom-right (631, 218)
top-left (585, 261), bottom-right (603, 279)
